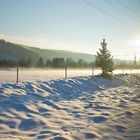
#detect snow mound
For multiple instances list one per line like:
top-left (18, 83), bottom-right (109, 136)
top-left (0, 74), bottom-right (140, 140)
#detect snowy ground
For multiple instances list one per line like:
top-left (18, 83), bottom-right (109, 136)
top-left (0, 74), bottom-right (140, 140)
top-left (0, 68), bottom-right (139, 82)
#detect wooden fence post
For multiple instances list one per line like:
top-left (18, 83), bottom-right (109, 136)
top-left (92, 65), bottom-right (94, 76)
top-left (65, 61), bottom-right (67, 79)
top-left (123, 68), bottom-right (124, 75)
top-left (16, 62), bottom-right (19, 83)
top-left (130, 68), bottom-right (132, 74)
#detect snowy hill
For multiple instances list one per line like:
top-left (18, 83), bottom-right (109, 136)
top-left (0, 75), bottom-right (140, 140)
top-left (0, 39), bottom-right (95, 63)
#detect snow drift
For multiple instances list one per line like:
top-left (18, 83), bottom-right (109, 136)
top-left (0, 74), bottom-right (140, 140)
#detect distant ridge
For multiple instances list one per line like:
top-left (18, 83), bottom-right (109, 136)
top-left (0, 39), bottom-right (95, 63)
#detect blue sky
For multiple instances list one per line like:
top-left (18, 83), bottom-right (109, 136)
top-left (0, 0), bottom-right (140, 58)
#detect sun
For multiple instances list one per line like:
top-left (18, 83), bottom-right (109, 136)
top-left (133, 39), bottom-right (140, 57)
top-left (134, 39), bottom-right (140, 46)
top-left (128, 36), bottom-right (140, 57)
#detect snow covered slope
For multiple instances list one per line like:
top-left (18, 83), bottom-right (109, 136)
top-left (0, 75), bottom-right (140, 140)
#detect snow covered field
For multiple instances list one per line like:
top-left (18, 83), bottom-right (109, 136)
top-left (0, 68), bottom-right (139, 82)
top-left (0, 74), bottom-right (140, 140)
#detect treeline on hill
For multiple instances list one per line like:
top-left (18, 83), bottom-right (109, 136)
top-left (0, 57), bottom-right (94, 68)
top-left (114, 61), bottom-right (140, 69)
top-left (0, 58), bottom-right (32, 67)
top-left (0, 39), bottom-right (139, 69)
top-left (0, 55), bottom-right (139, 69)
top-left (1, 56), bottom-right (139, 69)
top-left (0, 39), bottom-right (39, 65)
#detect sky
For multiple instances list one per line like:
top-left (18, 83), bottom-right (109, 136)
top-left (0, 0), bottom-right (140, 59)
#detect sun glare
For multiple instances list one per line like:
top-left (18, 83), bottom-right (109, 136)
top-left (134, 39), bottom-right (140, 46)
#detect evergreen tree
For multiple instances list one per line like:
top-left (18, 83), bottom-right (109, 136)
top-left (26, 57), bottom-right (32, 67)
top-left (37, 57), bottom-right (44, 67)
top-left (46, 59), bottom-right (53, 67)
top-left (96, 39), bottom-right (114, 77)
top-left (52, 58), bottom-right (65, 67)
top-left (78, 59), bottom-right (84, 68)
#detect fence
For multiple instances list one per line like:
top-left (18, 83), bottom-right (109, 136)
top-left (0, 66), bottom-right (139, 83)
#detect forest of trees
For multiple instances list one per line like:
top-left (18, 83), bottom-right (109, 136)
top-left (0, 39), bottom-right (139, 69)
top-left (0, 57), bottom-right (94, 68)
top-left (0, 58), bottom-right (32, 67)
top-left (0, 56), bottom-right (138, 69)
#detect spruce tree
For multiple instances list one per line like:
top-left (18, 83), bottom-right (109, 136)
top-left (37, 57), bottom-right (44, 67)
top-left (96, 39), bottom-right (114, 78)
